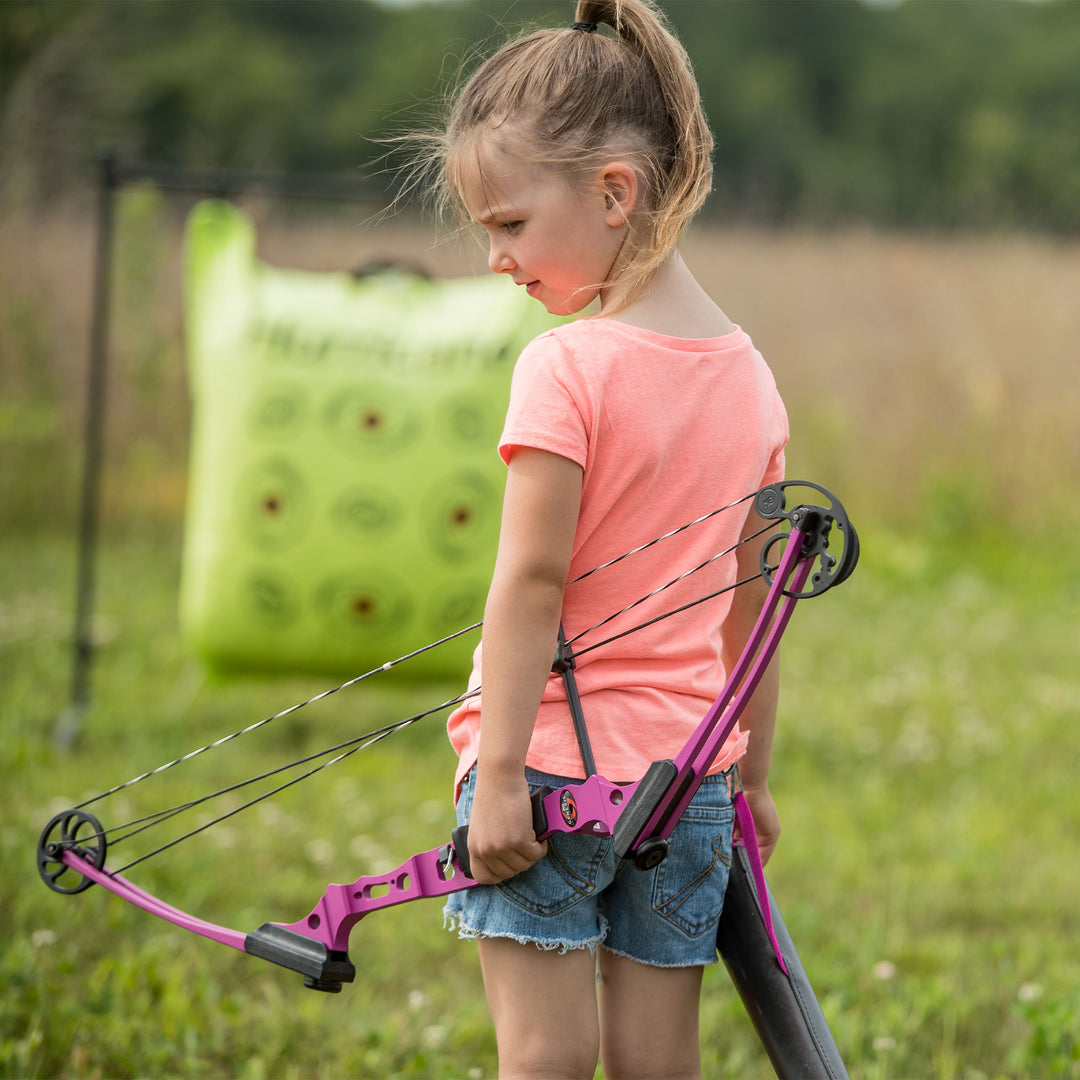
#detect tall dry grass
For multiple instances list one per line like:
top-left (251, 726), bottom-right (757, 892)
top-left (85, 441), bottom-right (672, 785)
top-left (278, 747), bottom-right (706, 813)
top-left (2, 190), bottom-right (1077, 535)
top-left (684, 227), bottom-right (1080, 533)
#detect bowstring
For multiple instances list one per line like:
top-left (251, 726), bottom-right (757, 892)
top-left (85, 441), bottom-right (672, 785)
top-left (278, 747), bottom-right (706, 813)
top-left (100, 692), bottom-right (475, 847)
top-left (80, 493), bottom-right (778, 865)
top-left (72, 621), bottom-right (482, 812)
top-left (104, 690), bottom-right (480, 877)
top-left (565, 491), bottom-right (755, 586)
top-left (563, 519), bottom-right (776, 652)
top-left (570, 572), bottom-right (770, 660)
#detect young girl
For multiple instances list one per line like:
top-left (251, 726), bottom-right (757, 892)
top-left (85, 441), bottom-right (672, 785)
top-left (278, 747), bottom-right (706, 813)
top-left (431, 2), bottom-right (789, 1076)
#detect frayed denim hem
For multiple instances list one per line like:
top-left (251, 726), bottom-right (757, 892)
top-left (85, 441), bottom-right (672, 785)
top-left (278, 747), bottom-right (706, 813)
top-left (599, 940), bottom-right (720, 969)
top-left (443, 909), bottom-right (602, 956)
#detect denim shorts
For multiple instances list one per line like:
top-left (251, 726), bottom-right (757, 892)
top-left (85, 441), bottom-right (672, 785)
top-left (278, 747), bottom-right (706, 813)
top-left (443, 766), bottom-right (735, 968)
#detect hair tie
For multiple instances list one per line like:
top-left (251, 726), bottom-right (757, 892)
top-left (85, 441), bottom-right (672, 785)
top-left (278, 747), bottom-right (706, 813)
top-left (571, 21), bottom-right (598, 33)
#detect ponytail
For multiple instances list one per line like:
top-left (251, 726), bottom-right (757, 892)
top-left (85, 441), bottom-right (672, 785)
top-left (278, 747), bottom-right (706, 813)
top-left (416, 0), bottom-right (713, 313)
top-left (574, 0), bottom-right (713, 278)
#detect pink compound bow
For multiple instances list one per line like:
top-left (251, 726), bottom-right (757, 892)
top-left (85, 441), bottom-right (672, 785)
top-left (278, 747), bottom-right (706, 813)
top-left (38, 482), bottom-right (857, 1010)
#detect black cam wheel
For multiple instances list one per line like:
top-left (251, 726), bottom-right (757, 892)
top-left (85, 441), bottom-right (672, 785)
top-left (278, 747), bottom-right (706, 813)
top-left (37, 809), bottom-right (107, 894)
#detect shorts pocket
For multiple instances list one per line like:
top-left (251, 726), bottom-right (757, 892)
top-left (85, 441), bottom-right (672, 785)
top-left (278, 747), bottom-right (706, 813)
top-left (457, 770), bottom-right (610, 919)
top-left (651, 802), bottom-right (734, 937)
top-left (496, 829), bottom-right (610, 917)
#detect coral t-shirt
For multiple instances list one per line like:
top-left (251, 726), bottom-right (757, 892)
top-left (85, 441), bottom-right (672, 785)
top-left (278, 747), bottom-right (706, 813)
top-left (448, 318), bottom-right (788, 793)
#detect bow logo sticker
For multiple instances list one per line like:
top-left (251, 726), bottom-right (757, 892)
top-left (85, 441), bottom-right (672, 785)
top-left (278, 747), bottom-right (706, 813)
top-left (560, 790), bottom-right (579, 829)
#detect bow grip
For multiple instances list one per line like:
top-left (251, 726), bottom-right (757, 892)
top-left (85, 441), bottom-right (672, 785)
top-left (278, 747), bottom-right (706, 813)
top-left (451, 785), bottom-right (552, 880)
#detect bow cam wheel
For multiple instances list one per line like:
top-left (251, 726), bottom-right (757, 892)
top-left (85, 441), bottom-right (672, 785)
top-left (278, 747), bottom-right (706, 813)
top-left (754, 481), bottom-right (859, 598)
top-left (37, 809), bottom-right (107, 894)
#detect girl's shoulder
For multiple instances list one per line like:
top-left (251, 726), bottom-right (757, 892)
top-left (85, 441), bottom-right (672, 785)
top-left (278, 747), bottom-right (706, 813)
top-left (533, 316), bottom-right (754, 358)
top-left (514, 319), bottom-right (770, 410)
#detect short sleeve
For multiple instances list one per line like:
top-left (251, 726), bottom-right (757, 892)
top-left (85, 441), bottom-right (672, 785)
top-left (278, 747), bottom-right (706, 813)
top-left (760, 381), bottom-right (789, 485)
top-left (498, 330), bottom-right (590, 468)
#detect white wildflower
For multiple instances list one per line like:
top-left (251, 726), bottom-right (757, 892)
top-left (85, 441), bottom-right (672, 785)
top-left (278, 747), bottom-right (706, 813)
top-left (257, 802), bottom-right (284, 828)
top-left (422, 1025), bottom-right (447, 1049)
top-left (213, 826), bottom-right (237, 850)
top-left (31, 929), bottom-right (57, 949)
top-left (305, 838), bottom-right (334, 866)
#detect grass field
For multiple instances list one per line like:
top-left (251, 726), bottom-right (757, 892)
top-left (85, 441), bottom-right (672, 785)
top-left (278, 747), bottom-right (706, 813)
top-left (3, 525), bottom-right (1078, 1079)
top-left (2, 205), bottom-right (1079, 1077)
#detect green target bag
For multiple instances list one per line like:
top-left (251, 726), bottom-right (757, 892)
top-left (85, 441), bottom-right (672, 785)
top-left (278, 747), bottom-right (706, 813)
top-left (179, 200), bottom-right (562, 680)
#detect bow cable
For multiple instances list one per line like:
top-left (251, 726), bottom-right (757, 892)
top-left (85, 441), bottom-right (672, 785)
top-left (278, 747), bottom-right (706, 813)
top-left (565, 492), bottom-right (756, 587)
top-left (95, 558), bottom-right (768, 870)
top-left (569, 571), bottom-right (767, 661)
top-left (71, 621), bottom-right (483, 811)
top-left (104, 689), bottom-right (481, 877)
top-left (71, 494), bottom-right (784, 869)
top-left (102, 690), bottom-right (475, 845)
top-left (563, 519), bottom-right (776, 654)
top-left (76, 493), bottom-right (764, 811)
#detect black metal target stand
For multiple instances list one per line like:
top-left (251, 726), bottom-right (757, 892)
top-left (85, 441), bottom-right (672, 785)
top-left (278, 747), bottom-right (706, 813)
top-left (55, 152), bottom-right (385, 748)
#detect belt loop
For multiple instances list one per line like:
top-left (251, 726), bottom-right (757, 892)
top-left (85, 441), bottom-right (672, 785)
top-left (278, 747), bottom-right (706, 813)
top-left (729, 761), bottom-right (743, 799)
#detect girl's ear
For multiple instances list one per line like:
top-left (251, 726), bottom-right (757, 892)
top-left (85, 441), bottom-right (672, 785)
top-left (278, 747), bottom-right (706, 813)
top-left (599, 163), bottom-right (638, 226)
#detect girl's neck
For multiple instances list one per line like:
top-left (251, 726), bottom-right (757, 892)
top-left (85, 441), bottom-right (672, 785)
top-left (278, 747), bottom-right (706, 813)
top-left (602, 252), bottom-right (735, 340)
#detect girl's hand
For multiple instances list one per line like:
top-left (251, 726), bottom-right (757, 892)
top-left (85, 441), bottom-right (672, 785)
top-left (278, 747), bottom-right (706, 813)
top-left (739, 784), bottom-right (781, 865)
top-left (467, 769), bottom-right (548, 884)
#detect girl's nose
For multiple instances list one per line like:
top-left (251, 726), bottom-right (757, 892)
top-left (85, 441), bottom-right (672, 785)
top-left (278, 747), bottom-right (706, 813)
top-left (488, 239), bottom-right (515, 275)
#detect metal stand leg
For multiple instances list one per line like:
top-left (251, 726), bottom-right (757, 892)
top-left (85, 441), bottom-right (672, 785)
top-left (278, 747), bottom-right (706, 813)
top-left (55, 151), bottom-right (118, 749)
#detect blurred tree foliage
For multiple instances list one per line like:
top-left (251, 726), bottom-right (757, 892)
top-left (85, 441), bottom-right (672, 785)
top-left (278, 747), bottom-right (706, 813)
top-left (1, 0), bottom-right (1078, 230)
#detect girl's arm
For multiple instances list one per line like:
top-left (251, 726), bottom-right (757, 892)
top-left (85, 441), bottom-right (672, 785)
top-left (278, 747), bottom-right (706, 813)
top-left (467, 447), bottom-right (584, 885)
top-left (721, 505), bottom-right (782, 864)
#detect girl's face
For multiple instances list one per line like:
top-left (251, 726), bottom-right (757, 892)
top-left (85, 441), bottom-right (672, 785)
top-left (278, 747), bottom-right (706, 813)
top-left (457, 147), bottom-right (631, 316)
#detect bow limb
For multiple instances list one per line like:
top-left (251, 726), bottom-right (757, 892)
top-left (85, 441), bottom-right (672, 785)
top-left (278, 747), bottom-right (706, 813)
top-left (48, 773), bottom-right (635, 993)
top-left (57, 845), bottom-right (459, 991)
top-left (59, 850), bottom-right (247, 950)
top-left (58, 848), bottom-right (356, 990)
top-left (610, 511), bottom-right (815, 865)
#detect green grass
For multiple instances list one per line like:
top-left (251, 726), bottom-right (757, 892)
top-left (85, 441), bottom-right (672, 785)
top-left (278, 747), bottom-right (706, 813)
top-left (2, 522), bottom-right (1078, 1079)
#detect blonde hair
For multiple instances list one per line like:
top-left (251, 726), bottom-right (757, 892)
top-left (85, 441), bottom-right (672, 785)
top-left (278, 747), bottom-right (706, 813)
top-left (408, 0), bottom-right (713, 313)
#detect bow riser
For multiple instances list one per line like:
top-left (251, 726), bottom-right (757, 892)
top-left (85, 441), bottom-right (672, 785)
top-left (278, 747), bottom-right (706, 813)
top-left (275, 773), bottom-right (638, 954)
top-left (278, 844), bottom-right (473, 954)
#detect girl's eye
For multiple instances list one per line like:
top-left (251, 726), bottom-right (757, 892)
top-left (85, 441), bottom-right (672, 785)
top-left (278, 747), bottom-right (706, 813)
top-left (501, 220), bottom-right (524, 235)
